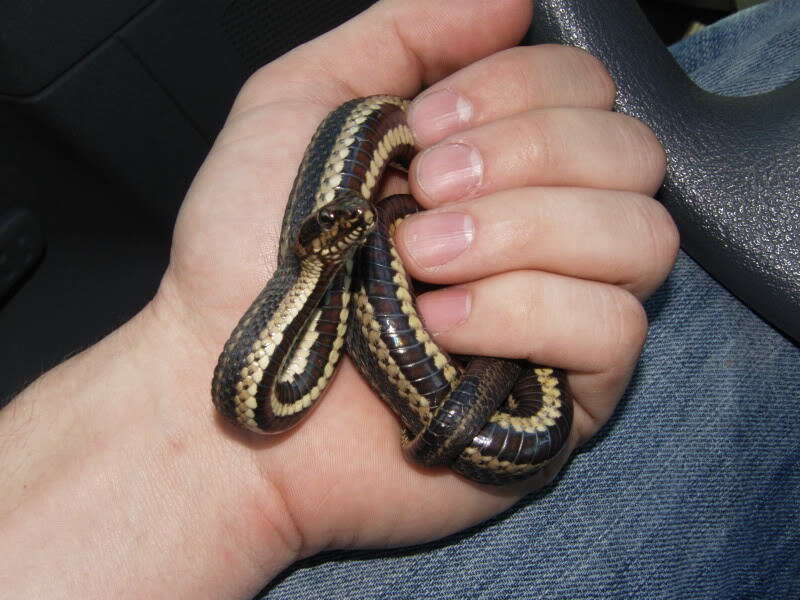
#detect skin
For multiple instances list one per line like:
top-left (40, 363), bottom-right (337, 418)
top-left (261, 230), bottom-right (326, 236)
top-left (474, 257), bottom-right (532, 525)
top-left (0, 1), bottom-right (677, 598)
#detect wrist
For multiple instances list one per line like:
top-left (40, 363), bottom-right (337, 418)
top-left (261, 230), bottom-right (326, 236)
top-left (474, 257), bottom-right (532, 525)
top-left (0, 295), bottom-right (300, 598)
top-left (140, 297), bottom-right (306, 589)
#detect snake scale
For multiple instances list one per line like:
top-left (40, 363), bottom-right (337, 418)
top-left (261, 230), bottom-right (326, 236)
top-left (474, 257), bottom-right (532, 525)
top-left (211, 96), bottom-right (573, 485)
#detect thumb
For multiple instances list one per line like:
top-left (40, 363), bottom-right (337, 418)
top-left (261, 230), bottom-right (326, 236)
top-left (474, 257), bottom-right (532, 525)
top-left (231, 0), bottom-right (532, 114)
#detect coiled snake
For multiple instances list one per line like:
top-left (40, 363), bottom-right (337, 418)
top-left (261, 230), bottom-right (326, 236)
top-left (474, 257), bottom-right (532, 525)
top-left (211, 96), bottom-right (573, 485)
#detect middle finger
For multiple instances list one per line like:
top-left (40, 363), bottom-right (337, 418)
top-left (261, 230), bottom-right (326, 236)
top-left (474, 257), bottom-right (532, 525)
top-left (396, 187), bottom-right (679, 299)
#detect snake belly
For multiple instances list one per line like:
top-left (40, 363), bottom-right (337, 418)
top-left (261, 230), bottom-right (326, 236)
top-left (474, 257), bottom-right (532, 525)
top-left (211, 95), bottom-right (573, 485)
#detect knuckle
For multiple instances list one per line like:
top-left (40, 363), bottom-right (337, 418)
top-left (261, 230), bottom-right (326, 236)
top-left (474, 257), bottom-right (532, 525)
top-left (647, 200), bottom-right (681, 268)
top-left (562, 47), bottom-right (617, 106)
top-left (479, 47), bottom-right (534, 85)
top-left (518, 284), bottom-right (546, 357)
top-left (581, 284), bottom-right (647, 373)
top-left (608, 287), bottom-right (649, 360)
top-left (622, 194), bottom-right (680, 285)
top-left (500, 199), bottom-right (542, 257)
top-left (458, 47), bottom-right (543, 111)
top-left (616, 115), bottom-right (667, 191)
top-left (530, 45), bottom-right (617, 107)
top-left (520, 111), bottom-right (558, 174)
top-left (486, 272), bottom-right (541, 357)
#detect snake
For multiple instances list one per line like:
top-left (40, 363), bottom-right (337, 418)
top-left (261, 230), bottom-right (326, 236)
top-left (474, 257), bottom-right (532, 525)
top-left (211, 96), bottom-right (573, 485)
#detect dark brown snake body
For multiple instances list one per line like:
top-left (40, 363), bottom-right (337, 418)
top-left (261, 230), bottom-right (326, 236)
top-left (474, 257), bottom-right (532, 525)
top-left (211, 96), bottom-right (573, 485)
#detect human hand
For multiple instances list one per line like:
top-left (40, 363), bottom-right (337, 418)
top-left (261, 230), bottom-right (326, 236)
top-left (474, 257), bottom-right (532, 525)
top-left (158, 0), bottom-right (673, 561)
top-left (0, 1), bottom-right (675, 598)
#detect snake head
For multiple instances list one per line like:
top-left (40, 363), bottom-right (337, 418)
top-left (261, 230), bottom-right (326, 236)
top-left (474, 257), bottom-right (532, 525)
top-left (295, 190), bottom-right (375, 263)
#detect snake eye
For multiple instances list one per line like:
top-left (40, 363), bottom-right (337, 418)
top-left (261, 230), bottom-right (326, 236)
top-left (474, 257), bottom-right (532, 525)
top-left (317, 208), bottom-right (336, 228)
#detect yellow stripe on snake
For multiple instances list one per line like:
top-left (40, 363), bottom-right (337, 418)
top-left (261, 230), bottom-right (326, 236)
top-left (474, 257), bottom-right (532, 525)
top-left (211, 96), bottom-right (573, 485)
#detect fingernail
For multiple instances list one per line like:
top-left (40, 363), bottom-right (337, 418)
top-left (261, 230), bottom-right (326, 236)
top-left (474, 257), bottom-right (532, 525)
top-left (402, 212), bottom-right (474, 268)
top-left (417, 288), bottom-right (471, 336)
top-left (408, 89), bottom-right (473, 144)
top-left (416, 143), bottom-right (483, 203)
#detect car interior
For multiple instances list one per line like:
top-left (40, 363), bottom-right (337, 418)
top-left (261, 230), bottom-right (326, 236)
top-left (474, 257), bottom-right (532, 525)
top-left (0, 0), bottom-right (764, 404)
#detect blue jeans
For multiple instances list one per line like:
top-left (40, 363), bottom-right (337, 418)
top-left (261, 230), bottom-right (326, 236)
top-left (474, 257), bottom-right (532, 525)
top-left (264, 2), bottom-right (800, 598)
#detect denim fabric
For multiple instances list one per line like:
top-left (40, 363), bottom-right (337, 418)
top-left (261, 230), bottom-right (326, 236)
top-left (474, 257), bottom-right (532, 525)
top-left (671, 0), bottom-right (800, 95)
top-left (262, 3), bottom-right (800, 598)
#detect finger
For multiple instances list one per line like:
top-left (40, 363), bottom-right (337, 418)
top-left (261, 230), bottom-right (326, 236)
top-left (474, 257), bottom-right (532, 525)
top-left (408, 45), bottom-right (617, 146)
top-left (232, 0), bottom-right (533, 114)
top-left (396, 187), bottom-right (680, 299)
top-left (415, 270), bottom-right (648, 432)
top-left (408, 107), bottom-right (667, 206)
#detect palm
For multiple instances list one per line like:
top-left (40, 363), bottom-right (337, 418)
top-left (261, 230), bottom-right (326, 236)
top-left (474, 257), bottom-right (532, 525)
top-left (161, 98), bottom-right (538, 551)
top-left (144, 0), bottom-right (649, 555)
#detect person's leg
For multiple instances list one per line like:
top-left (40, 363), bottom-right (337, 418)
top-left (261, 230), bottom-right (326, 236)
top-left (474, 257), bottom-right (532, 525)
top-left (671, 0), bottom-right (800, 95)
top-left (263, 2), bottom-right (800, 598)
